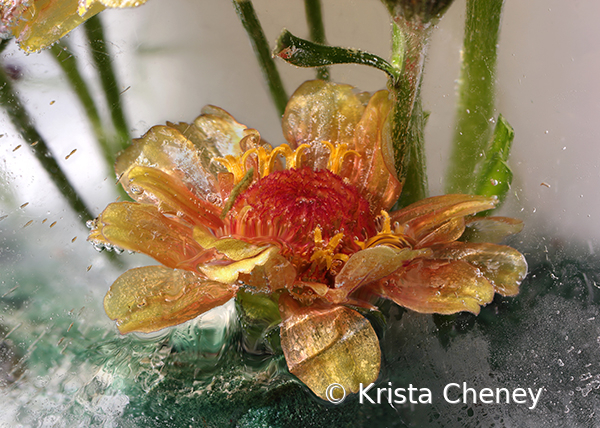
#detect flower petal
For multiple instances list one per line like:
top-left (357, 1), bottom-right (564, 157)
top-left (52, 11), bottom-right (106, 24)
top-left (431, 242), bottom-right (528, 296)
top-left (104, 266), bottom-right (235, 334)
top-left (282, 80), bottom-right (365, 170)
top-left (461, 216), bottom-right (524, 244)
top-left (383, 259), bottom-right (495, 314)
top-left (351, 90), bottom-right (402, 211)
top-left (9, 0), bottom-right (105, 53)
top-left (116, 125), bottom-right (222, 207)
top-left (279, 295), bottom-right (381, 399)
top-left (88, 202), bottom-right (214, 270)
top-left (124, 166), bottom-right (223, 230)
top-left (329, 246), bottom-right (431, 304)
top-left (198, 247), bottom-right (281, 285)
top-left (391, 194), bottom-right (497, 244)
top-left (167, 105), bottom-right (248, 161)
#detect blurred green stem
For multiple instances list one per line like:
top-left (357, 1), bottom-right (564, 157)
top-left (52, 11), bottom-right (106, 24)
top-left (0, 44), bottom-right (94, 224)
top-left (445, 0), bottom-right (504, 193)
top-left (50, 42), bottom-right (112, 166)
top-left (233, 0), bottom-right (288, 117)
top-left (389, 20), bottom-right (431, 207)
top-left (304, 0), bottom-right (329, 81)
top-left (83, 15), bottom-right (130, 152)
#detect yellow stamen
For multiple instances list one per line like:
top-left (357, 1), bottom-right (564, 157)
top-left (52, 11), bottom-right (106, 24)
top-left (356, 210), bottom-right (414, 250)
top-left (310, 227), bottom-right (347, 270)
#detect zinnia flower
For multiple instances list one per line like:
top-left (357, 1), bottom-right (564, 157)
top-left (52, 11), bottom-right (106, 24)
top-left (88, 80), bottom-right (527, 400)
top-left (1, 0), bottom-right (148, 53)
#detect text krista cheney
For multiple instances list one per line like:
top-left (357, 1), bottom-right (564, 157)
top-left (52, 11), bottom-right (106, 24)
top-left (358, 382), bottom-right (543, 410)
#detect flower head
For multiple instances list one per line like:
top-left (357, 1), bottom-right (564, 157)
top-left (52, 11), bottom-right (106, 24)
top-left (89, 80), bottom-right (527, 399)
top-left (1, 0), bottom-right (149, 53)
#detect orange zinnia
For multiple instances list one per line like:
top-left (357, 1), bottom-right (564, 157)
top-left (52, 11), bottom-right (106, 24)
top-left (89, 80), bottom-right (527, 399)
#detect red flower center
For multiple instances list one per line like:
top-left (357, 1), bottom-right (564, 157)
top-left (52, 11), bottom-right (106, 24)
top-left (229, 167), bottom-right (376, 257)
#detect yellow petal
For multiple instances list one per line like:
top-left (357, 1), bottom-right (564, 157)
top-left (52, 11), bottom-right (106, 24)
top-left (88, 202), bottom-right (213, 270)
top-left (104, 266), bottom-right (235, 334)
top-left (462, 216), bottom-right (524, 244)
top-left (329, 246), bottom-right (431, 304)
top-left (391, 194), bottom-right (497, 245)
top-left (167, 105), bottom-right (248, 170)
top-left (431, 242), bottom-right (528, 296)
top-left (192, 226), bottom-right (268, 260)
top-left (10, 0), bottom-right (105, 53)
top-left (383, 259), bottom-right (495, 315)
top-left (279, 295), bottom-right (381, 399)
top-left (78, 0), bottom-right (148, 15)
top-left (198, 246), bottom-right (281, 284)
top-left (282, 80), bottom-right (365, 169)
top-left (116, 125), bottom-right (222, 207)
top-left (351, 90), bottom-right (403, 211)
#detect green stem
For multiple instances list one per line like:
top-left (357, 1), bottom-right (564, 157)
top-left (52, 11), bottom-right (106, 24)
top-left (445, 0), bottom-right (504, 193)
top-left (0, 48), bottom-right (94, 224)
top-left (83, 15), bottom-right (130, 152)
top-left (304, 0), bottom-right (329, 81)
top-left (50, 42), bottom-right (112, 166)
top-left (232, 0), bottom-right (288, 117)
top-left (389, 20), bottom-right (431, 207)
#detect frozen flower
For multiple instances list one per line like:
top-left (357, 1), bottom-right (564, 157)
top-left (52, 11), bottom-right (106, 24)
top-left (88, 80), bottom-right (527, 399)
top-left (1, 0), bottom-right (149, 53)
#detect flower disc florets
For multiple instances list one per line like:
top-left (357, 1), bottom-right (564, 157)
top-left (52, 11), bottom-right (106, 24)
top-left (230, 167), bottom-right (376, 257)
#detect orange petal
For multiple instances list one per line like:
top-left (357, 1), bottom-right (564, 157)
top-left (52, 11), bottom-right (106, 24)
top-left (417, 216), bottom-right (465, 248)
top-left (383, 259), bottom-right (495, 315)
top-left (279, 295), bottom-right (381, 399)
top-left (88, 202), bottom-right (213, 270)
top-left (431, 242), bottom-right (527, 296)
top-left (462, 216), bottom-right (524, 243)
top-left (282, 80), bottom-right (365, 169)
top-left (104, 266), bottom-right (235, 334)
top-left (351, 90), bottom-right (403, 211)
top-left (391, 194), bottom-right (497, 245)
top-left (7, 1), bottom-right (104, 53)
top-left (124, 166), bottom-right (223, 230)
top-left (329, 246), bottom-right (431, 304)
top-left (116, 125), bottom-right (222, 207)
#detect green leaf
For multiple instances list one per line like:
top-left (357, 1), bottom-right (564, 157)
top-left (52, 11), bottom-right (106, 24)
top-left (273, 29), bottom-right (399, 81)
top-left (474, 114), bottom-right (514, 210)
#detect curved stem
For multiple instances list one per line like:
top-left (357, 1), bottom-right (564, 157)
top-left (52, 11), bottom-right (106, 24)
top-left (232, 0), bottom-right (288, 117)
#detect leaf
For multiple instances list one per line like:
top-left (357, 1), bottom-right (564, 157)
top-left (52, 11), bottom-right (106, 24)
top-left (474, 114), bottom-right (515, 210)
top-left (274, 30), bottom-right (399, 81)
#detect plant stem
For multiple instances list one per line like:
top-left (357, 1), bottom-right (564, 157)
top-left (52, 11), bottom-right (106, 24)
top-left (304, 0), bottom-right (329, 81)
top-left (83, 15), bottom-right (130, 152)
top-left (0, 51), bottom-right (94, 224)
top-left (50, 42), bottom-right (112, 165)
top-left (389, 20), bottom-right (431, 207)
top-left (445, 0), bottom-right (504, 193)
top-left (232, 0), bottom-right (288, 117)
